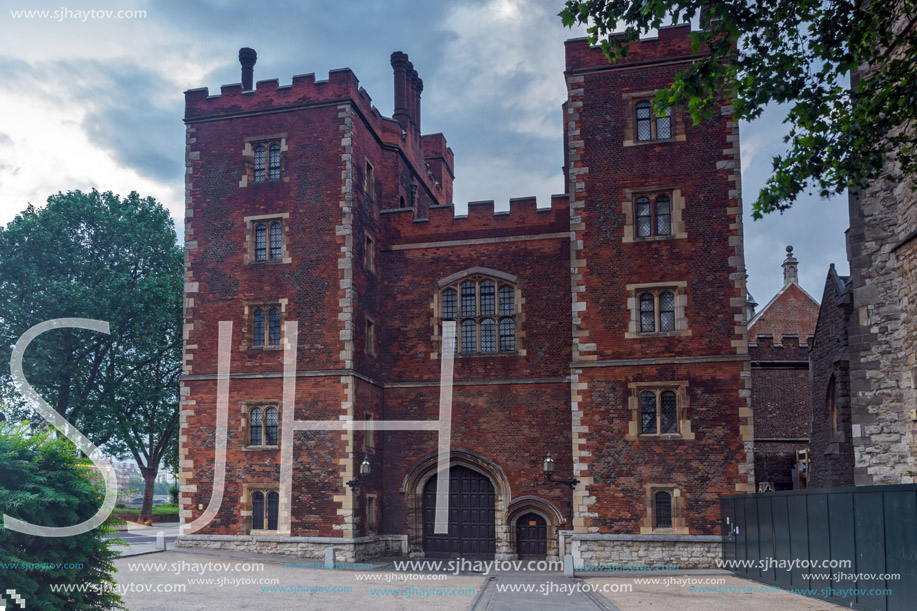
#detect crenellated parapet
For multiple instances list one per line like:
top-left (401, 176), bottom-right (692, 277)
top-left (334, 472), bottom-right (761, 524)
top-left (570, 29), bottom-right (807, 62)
top-left (379, 194), bottom-right (570, 247)
top-left (565, 24), bottom-right (706, 72)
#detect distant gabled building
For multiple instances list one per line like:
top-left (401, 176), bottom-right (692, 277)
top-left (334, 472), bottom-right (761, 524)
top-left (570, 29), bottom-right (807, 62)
top-left (748, 246), bottom-right (820, 490)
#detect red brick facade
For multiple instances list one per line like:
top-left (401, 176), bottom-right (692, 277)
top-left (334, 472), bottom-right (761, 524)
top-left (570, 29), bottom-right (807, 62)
top-left (179, 29), bottom-right (751, 562)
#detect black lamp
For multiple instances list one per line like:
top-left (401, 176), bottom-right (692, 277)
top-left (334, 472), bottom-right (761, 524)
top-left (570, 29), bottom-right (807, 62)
top-left (543, 452), bottom-right (579, 489)
top-left (346, 455), bottom-right (371, 488)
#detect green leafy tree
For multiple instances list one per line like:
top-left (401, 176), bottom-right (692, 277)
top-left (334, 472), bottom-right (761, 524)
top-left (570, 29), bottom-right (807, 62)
top-left (560, 0), bottom-right (917, 217)
top-left (0, 190), bottom-right (183, 525)
top-left (0, 424), bottom-right (124, 610)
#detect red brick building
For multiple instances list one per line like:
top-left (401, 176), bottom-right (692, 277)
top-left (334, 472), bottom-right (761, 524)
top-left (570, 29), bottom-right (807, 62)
top-left (178, 27), bottom-right (752, 565)
top-left (747, 247), bottom-right (820, 490)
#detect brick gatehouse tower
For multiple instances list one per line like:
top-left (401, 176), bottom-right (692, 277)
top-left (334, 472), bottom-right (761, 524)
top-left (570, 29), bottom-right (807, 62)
top-left (178, 26), bottom-right (753, 565)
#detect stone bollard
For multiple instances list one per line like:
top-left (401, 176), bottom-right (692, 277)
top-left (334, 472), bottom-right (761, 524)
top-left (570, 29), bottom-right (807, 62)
top-left (563, 554), bottom-right (574, 577)
top-left (156, 532), bottom-right (166, 551)
top-left (325, 547), bottom-right (336, 570)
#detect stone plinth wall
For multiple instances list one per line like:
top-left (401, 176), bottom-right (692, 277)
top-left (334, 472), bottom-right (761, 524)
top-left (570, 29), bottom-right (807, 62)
top-left (564, 534), bottom-right (721, 569)
top-left (175, 534), bottom-right (407, 563)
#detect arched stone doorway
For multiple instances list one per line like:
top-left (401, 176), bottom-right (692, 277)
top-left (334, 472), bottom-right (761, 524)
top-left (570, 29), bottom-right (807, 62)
top-left (506, 496), bottom-right (565, 560)
top-left (402, 449), bottom-right (513, 559)
top-left (422, 465), bottom-right (495, 558)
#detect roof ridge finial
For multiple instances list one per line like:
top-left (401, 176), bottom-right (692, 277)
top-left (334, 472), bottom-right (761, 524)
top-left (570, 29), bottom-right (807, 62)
top-left (782, 245), bottom-right (799, 287)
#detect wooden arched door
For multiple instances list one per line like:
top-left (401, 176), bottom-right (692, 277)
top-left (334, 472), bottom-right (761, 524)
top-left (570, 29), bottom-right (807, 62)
top-left (422, 465), bottom-right (495, 558)
top-left (516, 512), bottom-right (547, 558)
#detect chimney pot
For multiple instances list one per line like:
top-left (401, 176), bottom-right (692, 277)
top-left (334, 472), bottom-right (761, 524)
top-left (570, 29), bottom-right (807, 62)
top-left (239, 47), bottom-right (257, 91)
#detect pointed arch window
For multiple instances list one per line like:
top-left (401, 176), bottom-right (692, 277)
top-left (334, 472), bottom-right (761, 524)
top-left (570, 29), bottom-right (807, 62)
top-left (269, 222), bottom-right (282, 260)
top-left (251, 491), bottom-right (265, 529)
top-left (254, 145), bottom-right (266, 182)
top-left (269, 144), bottom-right (281, 180)
top-left (636, 101), bottom-right (652, 141)
top-left (255, 224), bottom-right (268, 261)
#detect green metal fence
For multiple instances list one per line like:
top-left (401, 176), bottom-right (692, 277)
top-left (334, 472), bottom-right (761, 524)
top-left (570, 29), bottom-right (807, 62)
top-left (721, 484), bottom-right (917, 611)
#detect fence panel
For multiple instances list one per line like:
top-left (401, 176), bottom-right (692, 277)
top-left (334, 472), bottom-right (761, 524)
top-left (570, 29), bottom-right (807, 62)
top-left (721, 483), bottom-right (917, 611)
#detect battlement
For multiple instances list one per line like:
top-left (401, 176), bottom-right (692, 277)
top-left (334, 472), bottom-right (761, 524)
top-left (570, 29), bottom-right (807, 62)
top-left (184, 67), bottom-right (384, 122)
top-left (565, 24), bottom-right (702, 72)
top-left (380, 194), bottom-right (569, 246)
top-left (749, 334), bottom-right (815, 361)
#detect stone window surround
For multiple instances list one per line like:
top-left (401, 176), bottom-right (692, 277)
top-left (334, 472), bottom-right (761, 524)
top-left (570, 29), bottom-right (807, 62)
top-left (365, 316), bottom-right (376, 357)
top-left (239, 299), bottom-right (289, 351)
top-left (239, 133), bottom-right (289, 187)
top-left (626, 380), bottom-right (695, 441)
top-left (243, 213), bottom-right (292, 265)
top-left (365, 493), bottom-right (379, 535)
top-left (622, 186), bottom-right (688, 242)
top-left (364, 232), bottom-right (376, 274)
top-left (240, 482), bottom-right (280, 535)
top-left (364, 158), bottom-right (376, 202)
top-left (430, 267), bottom-right (526, 359)
top-left (625, 281), bottom-right (691, 339)
top-left (239, 401), bottom-right (282, 451)
top-left (622, 92), bottom-right (686, 147)
top-left (363, 413), bottom-right (376, 454)
top-left (640, 484), bottom-right (689, 534)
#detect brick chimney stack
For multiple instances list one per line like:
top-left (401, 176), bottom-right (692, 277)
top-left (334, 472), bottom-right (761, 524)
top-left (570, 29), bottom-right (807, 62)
top-left (782, 245), bottom-right (799, 287)
top-left (239, 47), bottom-right (257, 91)
top-left (391, 52), bottom-right (412, 130)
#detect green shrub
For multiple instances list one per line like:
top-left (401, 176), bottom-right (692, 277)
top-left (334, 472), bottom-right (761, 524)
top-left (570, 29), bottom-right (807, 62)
top-left (0, 425), bottom-right (124, 610)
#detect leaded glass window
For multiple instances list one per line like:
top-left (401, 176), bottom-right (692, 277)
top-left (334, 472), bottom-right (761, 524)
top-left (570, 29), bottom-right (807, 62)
top-left (250, 407), bottom-right (263, 445)
top-left (254, 145), bottom-right (266, 182)
top-left (481, 319), bottom-right (496, 352)
top-left (499, 285), bottom-right (514, 315)
top-left (253, 309), bottom-right (265, 347)
top-left (268, 308), bottom-right (281, 345)
top-left (659, 292), bottom-right (675, 332)
top-left (461, 281), bottom-right (476, 317)
top-left (269, 144), bottom-right (281, 180)
top-left (640, 293), bottom-right (656, 332)
top-left (655, 196), bottom-right (671, 236)
top-left (660, 391), bottom-right (678, 434)
top-left (269, 222), bottom-right (282, 260)
top-left (636, 101), bottom-right (652, 141)
top-left (267, 492), bottom-right (279, 530)
top-left (655, 491), bottom-right (672, 529)
top-left (442, 289), bottom-right (457, 319)
top-left (265, 407), bottom-right (278, 445)
top-left (636, 197), bottom-right (652, 237)
top-left (641, 391), bottom-right (657, 434)
top-left (499, 318), bottom-right (515, 351)
top-left (252, 491), bottom-right (264, 530)
top-left (255, 224), bottom-right (267, 261)
top-left (656, 107), bottom-right (672, 140)
top-left (480, 280), bottom-right (495, 316)
top-left (461, 319), bottom-right (476, 353)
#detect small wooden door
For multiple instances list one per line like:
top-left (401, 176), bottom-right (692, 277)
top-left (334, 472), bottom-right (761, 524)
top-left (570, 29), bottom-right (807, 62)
top-left (516, 512), bottom-right (547, 558)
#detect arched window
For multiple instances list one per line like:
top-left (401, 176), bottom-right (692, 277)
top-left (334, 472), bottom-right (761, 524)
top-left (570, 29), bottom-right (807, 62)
top-left (656, 107), bottom-right (672, 140)
top-left (251, 491), bottom-right (265, 530)
top-left (660, 390), bottom-right (678, 434)
top-left (499, 318), bottom-right (515, 351)
top-left (636, 101), bottom-right (652, 141)
top-left (655, 195), bottom-right (671, 236)
top-left (269, 222), bottom-right (282, 260)
top-left (442, 288), bottom-right (457, 319)
top-left (265, 407), bottom-right (278, 445)
top-left (481, 319), bottom-right (496, 352)
top-left (254, 145), bottom-right (266, 182)
top-left (267, 492), bottom-right (279, 530)
top-left (641, 391), bottom-right (657, 434)
top-left (268, 308), bottom-right (281, 345)
top-left (461, 319), bottom-right (477, 353)
top-left (461, 281), bottom-right (476, 317)
top-left (268, 144), bottom-right (281, 180)
top-left (480, 280), bottom-right (495, 315)
top-left (659, 292), bottom-right (675, 332)
top-left (250, 407), bottom-right (263, 445)
top-left (255, 224), bottom-right (267, 261)
top-left (253, 309), bottom-right (265, 346)
top-left (399, 195), bottom-right (406, 208)
top-left (640, 293), bottom-right (656, 332)
top-left (636, 196), bottom-right (652, 237)
top-left (499, 286), bottom-right (514, 315)
top-left (654, 491), bottom-right (672, 529)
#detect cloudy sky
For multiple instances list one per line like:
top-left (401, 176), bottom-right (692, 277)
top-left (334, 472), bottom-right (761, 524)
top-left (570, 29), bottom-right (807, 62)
top-left (0, 0), bottom-right (847, 304)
